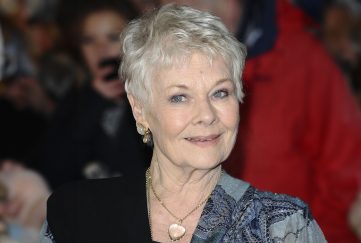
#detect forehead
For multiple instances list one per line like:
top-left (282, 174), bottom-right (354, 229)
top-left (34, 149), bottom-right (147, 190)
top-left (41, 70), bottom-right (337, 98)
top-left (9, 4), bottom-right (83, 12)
top-left (153, 53), bottom-right (231, 89)
top-left (82, 10), bottom-right (126, 31)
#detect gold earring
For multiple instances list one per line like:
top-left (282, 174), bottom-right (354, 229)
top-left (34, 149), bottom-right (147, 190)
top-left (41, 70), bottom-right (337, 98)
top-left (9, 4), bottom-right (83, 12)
top-left (136, 123), bottom-right (151, 144)
top-left (136, 122), bottom-right (146, 135)
top-left (142, 128), bottom-right (151, 144)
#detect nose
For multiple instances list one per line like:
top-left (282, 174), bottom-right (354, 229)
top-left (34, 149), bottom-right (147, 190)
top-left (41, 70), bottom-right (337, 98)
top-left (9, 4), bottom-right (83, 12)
top-left (192, 98), bottom-right (217, 126)
top-left (96, 41), bottom-right (111, 57)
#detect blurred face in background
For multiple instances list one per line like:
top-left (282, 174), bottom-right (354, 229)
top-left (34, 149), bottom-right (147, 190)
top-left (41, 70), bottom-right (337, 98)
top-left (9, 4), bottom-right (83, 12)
top-left (323, 5), bottom-right (358, 66)
top-left (79, 10), bottom-right (126, 78)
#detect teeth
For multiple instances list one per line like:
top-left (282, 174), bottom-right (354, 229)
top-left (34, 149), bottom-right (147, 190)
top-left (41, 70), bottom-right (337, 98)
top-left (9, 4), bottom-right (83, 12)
top-left (187, 137), bottom-right (215, 142)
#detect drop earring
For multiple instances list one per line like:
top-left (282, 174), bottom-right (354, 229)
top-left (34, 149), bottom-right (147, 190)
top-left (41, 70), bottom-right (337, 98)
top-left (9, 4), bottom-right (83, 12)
top-left (136, 122), bottom-right (146, 135)
top-left (136, 122), bottom-right (151, 144)
top-left (142, 128), bottom-right (151, 144)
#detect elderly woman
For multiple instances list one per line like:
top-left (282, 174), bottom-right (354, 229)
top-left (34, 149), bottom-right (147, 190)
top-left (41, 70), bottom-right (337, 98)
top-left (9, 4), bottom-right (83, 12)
top-left (39, 4), bottom-right (326, 243)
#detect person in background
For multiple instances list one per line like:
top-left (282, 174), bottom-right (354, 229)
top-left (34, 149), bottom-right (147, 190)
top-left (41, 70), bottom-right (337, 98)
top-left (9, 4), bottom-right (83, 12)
top-left (39, 0), bottom-right (151, 189)
top-left (0, 13), bottom-right (51, 170)
top-left (0, 12), bottom-right (51, 243)
top-left (129, 0), bottom-right (159, 13)
top-left (321, 0), bottom-right (361, 106)
top-left (0, 0), bottom-right (77, 170)
top-left (39, 4), bottom-right (326, 242)
top-left (159, 0), bottom-right (361, 242)
top-left (0, 0), bottom-right (63, 116)
top-left (0, 161), bottom-right (50, 243)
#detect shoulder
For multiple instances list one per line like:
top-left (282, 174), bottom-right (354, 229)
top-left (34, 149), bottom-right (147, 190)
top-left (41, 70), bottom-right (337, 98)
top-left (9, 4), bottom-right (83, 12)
top-left (217, 174), bottom-right (312, 223)
top-left (47, 177), bottom-right (126, 226)
top-left (218, 173), bottom-right (308, 209)
top-left (47, 175), bottom-right (140, 220)
top-left (48, 176), bottom-right (126, 205)
top-left (48, 174), bottom-right (145, 212)
top-left (244, 186), bottom-right (311, 218)
top-left (46, 174), bottom-right (149, 242)
top-left (215, 174), bottom-right (326, 242)
top-left (46, 178), bottom-right (123, 242)
top-left (240, 187), bottom-right (313, 231)
top-left (228, 186), bottom-right (325, 242)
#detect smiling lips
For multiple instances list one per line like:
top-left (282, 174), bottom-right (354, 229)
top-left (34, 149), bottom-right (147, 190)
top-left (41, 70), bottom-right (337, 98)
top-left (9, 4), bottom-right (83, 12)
top-left (185, 134), bottom-right (221, 146)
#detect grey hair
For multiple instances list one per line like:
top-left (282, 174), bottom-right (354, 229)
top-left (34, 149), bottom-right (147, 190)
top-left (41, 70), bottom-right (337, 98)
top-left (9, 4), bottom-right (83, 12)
top-left (120, 4), bottom-right (247, 105)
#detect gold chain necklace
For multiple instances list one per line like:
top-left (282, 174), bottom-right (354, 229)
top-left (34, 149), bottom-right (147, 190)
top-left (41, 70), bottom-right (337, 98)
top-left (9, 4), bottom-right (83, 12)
top-left (146, 170), bottom-right (153, 240)
top-left (145, 168), bottom-right (221, 242)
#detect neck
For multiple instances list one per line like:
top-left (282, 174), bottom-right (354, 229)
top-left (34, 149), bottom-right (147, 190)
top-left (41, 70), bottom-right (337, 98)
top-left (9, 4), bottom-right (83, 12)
top-left (146, 156), bottom-right (223, 242)
top-left (148, 157), bottom-right (222, 201)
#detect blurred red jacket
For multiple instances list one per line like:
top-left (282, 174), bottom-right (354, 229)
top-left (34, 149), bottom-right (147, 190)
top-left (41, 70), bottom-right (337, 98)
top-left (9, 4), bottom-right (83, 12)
top-left (226, 0), bottom-right (361, 242)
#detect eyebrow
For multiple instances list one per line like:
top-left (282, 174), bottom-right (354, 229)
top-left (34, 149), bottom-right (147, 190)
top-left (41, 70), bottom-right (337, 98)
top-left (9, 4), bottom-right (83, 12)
top-left (166, 78), bottom-right (232, 90)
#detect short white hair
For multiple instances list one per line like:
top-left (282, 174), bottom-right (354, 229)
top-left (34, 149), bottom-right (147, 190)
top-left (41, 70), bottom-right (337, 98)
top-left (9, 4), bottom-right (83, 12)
top-left (120, 4), bottom-right (247, 105)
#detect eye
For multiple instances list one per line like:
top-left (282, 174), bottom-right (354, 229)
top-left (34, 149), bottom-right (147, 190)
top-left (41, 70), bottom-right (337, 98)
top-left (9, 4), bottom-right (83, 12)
top-left (80, 35), bottom-right (94, 45)
top-left (213, 89), bottom-right (229, 99)
top-left (170, 94), bottom-right (187, 103)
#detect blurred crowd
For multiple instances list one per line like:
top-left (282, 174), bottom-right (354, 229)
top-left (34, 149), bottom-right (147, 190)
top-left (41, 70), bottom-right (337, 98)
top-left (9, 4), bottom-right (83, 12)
top-left (322, 0), bottom-right (361, 103)
top-left (0, 0), bottom-right (360, 242)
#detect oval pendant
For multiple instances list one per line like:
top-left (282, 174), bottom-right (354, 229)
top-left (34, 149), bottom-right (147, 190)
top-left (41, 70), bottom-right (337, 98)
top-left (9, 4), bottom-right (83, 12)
top-left (168, 223), bottom-right (186, 241)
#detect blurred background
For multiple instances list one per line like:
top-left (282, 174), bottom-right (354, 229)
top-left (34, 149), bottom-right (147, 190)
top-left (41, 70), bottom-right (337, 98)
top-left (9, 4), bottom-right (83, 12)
top-left (0, 0), bottom-right (360, 242)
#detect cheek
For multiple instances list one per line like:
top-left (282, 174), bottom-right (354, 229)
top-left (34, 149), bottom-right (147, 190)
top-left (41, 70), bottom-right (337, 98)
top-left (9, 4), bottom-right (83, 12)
top-left (218, 101), bottom-right (239, 129)
top-left (81, 46), bottom-right (97, 67)
top-left (150, 107), bottom-right (190, 142)
top-left (108, 43), bottom-right (121, 57)
top-left (219, 102), bottom-right (239, 157)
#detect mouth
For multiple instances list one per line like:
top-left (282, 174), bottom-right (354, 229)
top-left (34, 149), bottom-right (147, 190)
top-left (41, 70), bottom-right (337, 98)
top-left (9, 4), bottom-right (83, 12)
top-left (185, 134), bottom-right (221, 147)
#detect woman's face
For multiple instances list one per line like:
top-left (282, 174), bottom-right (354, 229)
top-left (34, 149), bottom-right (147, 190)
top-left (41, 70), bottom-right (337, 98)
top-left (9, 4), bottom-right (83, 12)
top-left (80, 10), bottom-right (126, 78)
top-left (140, 53), bottom-right (240, 171)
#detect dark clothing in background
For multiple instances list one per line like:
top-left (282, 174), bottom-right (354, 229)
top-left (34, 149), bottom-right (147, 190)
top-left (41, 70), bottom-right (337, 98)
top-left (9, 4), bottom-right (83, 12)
top-left (236, 0), bottom-right (278, 59)
top-left (39, 84), bottom-right (151, 189)
top-left (0, 97), bottom-right (48, 168)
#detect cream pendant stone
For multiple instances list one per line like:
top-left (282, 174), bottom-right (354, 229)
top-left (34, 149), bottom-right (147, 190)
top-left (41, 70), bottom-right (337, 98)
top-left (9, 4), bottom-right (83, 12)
top-left (168, 223), bottom-right (186, 241)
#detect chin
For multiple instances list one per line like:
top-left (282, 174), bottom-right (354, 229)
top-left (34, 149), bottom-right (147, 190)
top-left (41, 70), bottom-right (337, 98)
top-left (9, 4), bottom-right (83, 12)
top-left (185, 155), bottom-right (224, 170)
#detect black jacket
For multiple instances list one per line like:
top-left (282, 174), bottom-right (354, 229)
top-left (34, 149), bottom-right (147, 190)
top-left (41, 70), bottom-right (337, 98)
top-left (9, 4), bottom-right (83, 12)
top-left (46, 174), bottom-right (153, 242)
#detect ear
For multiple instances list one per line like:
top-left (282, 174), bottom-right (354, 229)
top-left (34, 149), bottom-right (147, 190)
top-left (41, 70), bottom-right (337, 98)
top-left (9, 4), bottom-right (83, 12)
top-left (127, 94), bottom-right (149, 127)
